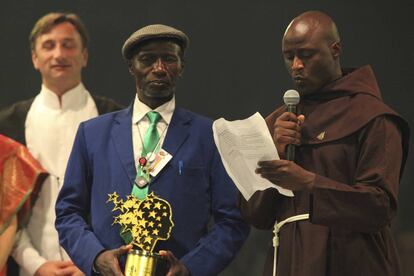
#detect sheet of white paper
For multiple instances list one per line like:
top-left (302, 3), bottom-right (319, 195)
top-left (213, 112), bottom-right (294, 200)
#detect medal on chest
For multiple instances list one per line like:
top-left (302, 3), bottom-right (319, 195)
top-left (135, 149), bottom-right (173, 188)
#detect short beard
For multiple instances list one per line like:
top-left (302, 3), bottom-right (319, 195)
top-left (143, 86), bottom-right (175, 99)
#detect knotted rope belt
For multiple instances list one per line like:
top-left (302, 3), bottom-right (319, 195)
top-left (272, 213), bottom-right (309, 276)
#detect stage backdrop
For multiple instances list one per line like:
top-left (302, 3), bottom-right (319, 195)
top-left (1, 1), bottom-right (413, 275)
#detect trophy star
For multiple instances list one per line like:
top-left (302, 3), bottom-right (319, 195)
top-left (123, 213), bottom-right (134, 223)
top-left (146, 196), bottom-right (155, 202)
top-left (107, 190), bottom-right (174, 252)
top-left (107, 192), bottom-right (119, 203)
top-left (125, 222), bottom-right (134, 230)
top-left (124, 199), bottom-right (138, 211)
top-left (112, 200), bottom-right (125, 212)
top-left (112, 216), bottom-right (121, 226)
top-left (119, 213), bottom-right (131, 224)
top-left (138, 219), bottom-right (147, 227)
top-left (132, 240), bottom-right (143, 249)
top-left (127, 206), bottom-right (137, 213)
top-left (131, 227), bottom-right (141, 238)
top-left (126, 195), bottom-right (138, 202)
top-left (144, 236), bottom-right (153, 243)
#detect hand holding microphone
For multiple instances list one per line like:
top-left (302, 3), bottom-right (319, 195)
top-left (257, 90), bottom-right (315, 191)
top-left (273, 90), bottom-right (304, 160)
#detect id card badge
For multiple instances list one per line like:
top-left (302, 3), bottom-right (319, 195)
top-left (149, 149), bottom-right (173, 177)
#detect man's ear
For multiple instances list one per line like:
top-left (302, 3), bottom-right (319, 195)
top-left (127, 61), bottom-right (134, 75)
top-left (179, 62), bottom-right (185, 77)
top-left (82, 48), bottom-right (89, 67)
top-left (32, 50), bottom-right (39, 70)
top-left (331, 41), bottom-right (341, 59)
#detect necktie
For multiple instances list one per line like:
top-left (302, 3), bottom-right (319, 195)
top-left (132, 111), bottom-right (161, 200)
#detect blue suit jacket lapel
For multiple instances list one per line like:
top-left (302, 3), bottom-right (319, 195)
top-left (150, 108), bottom-right (191, 184)
top-left (111, 106), bottom-right (136, 187)
top-left (110, 106), bottom-right (192, 186)
top-left (162, 107), bottom-right (192, 158)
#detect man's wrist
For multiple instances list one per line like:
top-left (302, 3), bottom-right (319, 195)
top-left (92, 250), bottom-right (105, 274)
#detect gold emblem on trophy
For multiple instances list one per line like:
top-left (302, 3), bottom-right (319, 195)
top-left (107, 191), bottom-right (173, 276)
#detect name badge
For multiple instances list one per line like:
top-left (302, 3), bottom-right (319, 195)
top-left (149, 149), bottom-right (172, 177)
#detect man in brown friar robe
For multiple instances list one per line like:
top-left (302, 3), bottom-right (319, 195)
top-left (240, 11), bottom-right (410, 276)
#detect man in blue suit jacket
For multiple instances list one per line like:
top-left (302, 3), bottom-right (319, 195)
top-left (55, 24), bottom-right (249, 276)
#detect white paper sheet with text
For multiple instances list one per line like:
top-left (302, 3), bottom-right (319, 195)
top-left (213, 112), bottom-right (294, 200)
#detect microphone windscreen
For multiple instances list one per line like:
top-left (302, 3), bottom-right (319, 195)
top-left (283, 89), bottom-right (300, 105)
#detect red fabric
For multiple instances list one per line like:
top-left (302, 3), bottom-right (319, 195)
top-left (0, 134), bottom-right (47, 233)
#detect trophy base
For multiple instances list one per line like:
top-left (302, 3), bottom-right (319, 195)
top-left (125, 249), bottom-right (168, 276)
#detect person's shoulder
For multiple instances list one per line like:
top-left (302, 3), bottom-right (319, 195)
top-left (82, 107), bottom-right (129, 129)
top-left (175, 107), bottom-right (213, 126)
top-left (0, 98), bottom-right (34, 118)
top-left (91, 94), bottom-right (125, 114)
top-left (0, 98), bottom-right (34, 141)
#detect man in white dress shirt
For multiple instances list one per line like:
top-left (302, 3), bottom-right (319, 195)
top-left (0, 12), bottom-right (122, 276)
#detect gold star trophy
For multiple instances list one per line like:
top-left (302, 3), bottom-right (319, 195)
top-left (107, 191), bottom-right (174, 276)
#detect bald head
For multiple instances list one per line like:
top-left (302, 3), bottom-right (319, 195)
top-left (284, 11), bottom-right (340, 45)
top-left (282, 11), bottom-right (342, 95)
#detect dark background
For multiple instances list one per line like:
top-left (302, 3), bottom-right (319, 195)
top-left (1, 1), bottom-right (413, 275)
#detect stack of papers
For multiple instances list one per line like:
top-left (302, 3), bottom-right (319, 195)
top-left (213, 112), bottom-right (294, 200)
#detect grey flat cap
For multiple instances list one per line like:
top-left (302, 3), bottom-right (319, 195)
top-left (122, 24), bottom-right (189, 60)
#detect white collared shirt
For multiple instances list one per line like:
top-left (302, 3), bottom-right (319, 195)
top-left (132, 95), bottom-right (175, 168)
top-left (12, 83), bottom-right (98, 276)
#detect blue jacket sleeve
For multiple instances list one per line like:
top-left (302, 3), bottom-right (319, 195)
top-left (180, 148), bottom-right (250, 276)
top-left (55, 123), bottom-right (105, 276)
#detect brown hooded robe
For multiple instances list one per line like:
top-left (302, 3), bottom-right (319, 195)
top-left (240, 65), bottom-right (410, 276)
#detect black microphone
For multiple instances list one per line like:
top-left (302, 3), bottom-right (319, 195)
top-left (283, 89), bottom-right (300, 161)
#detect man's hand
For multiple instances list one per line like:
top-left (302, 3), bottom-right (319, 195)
top-left (60, 265), bottom-right (84, 276)
top-left (256, 160), bottom-right (315, 191)
top-left (70, 266), bottom-right (85, 276)
top-left (34, 260), bottom-right (84, 276)
top-left (94, 245), bottom-right (132, 276)
top-left (159, 250), bottom-right (190, 276)
top-left (273, 112), bottom-right (305, 159)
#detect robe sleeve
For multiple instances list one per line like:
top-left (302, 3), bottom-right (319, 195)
top-left (310, 116), bottom-right (403, 233)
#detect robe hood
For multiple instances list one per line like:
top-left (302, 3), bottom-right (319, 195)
top-left (266, 65), bottom-right (409, 177)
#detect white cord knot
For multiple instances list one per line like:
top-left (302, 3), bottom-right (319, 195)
top-left (273, 213), bottom-right (309, 276)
